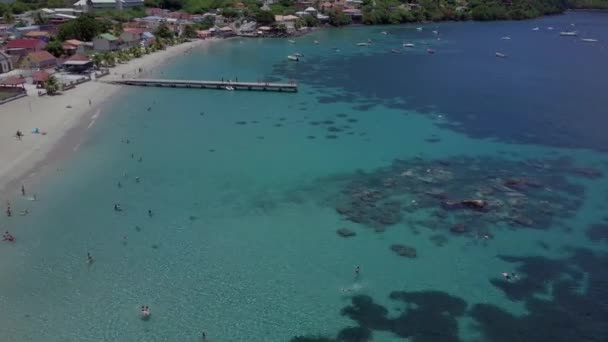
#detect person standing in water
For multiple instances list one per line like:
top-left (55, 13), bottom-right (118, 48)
top-left (201, 332), bottom-right (207, 341)
top-left (87, 252), bottom-right (94, 264)
top-left (21, 185), bottom-right (26, 196)
top-left (355, 266), bottom-right (360, 277)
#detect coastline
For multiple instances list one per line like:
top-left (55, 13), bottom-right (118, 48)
top-left (0, 39), bottom-right (212, 200)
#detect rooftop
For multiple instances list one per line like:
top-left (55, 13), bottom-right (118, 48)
top-left (98, 33), bottom-right (118, 41)
top-left (25, 50), bottom-right (56, 63)
top-left (6, 39), bottom-right (44, 49)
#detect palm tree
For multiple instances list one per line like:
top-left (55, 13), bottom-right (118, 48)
top-left (45, 76), bottom-right (60, 95)
top-left (92, 54), bottom-right (103, 69)
top-left (102, 52), bottom-right (115, 67)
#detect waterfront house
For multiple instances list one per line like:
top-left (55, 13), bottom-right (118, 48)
top-left (275, 15), bottom-right (299, 33)
top-left (343, 8), bottom-right (363, 22)
top-left (93, 33), bottom-right (119, 52)
top-left (62, 54), bottom-right (93, 72)
top-left (15, 25), bottom-right (41, 37)
top-left (196, 30), bottom-right (211, 39)
top-left (62, 39), bottom-right (85, 55)
top-left (5, 39), bottom-right (46, 57)
top-left (120, 30), bottom-right (142, 49)
top-left (218, 26), bottom-right (235, 38)
top-left (0, 51), bottom-right (13, 74)
top-left (20, 50), bottom-right (57, 69)
top-left (73, 0), bottom-right (144, 11)
top-left (305, 7), bottom-right (318, 16)
top-left (24, 31), bottom-right (52, 42)
top-left (142, 32), bottom-right (155, 46)
top-left (32, 70), bottom-right (50, 87)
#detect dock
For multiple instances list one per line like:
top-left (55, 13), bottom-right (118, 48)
top-left (105, 78), bottom-right (298, 92)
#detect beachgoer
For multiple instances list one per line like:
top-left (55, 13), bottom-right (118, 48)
top-left (15, 130), bottom-right (23, 141)
top-left (135, 177), bottom-right (140, 183)
top-left (118, 181), bottom-right (122, 188)
top-left (21, 185), bottom-right (26, 196)
top-left (355, 266), bottom-right (360, 277)
top-left (6, 205), bottom-right (11, 217)
top-left (88, 99), bottom-right (92, 106)
top-left (141, 306), bottom-right (151, 319)
top-left (19, 209), bottom-right (28, 216)
top-left (33, 194), bottom-right (37, 201)
top-left (3, 232), bottom-right (15, 242)
top-left (138, 157), bottom-right (142, 163)
top-left (114, 204), bottom-right (122, 212)
top-left (87, 252), bottom-right (94, 264)
top-left (131, 153), bottom-right (134, 159)
top-left (148, 209), bottom-right (153, 217)
top-left (201, 332), bottom-right (207, 341)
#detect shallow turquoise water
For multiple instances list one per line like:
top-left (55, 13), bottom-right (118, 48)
top-left (1, 12), bottom-right (607, 342)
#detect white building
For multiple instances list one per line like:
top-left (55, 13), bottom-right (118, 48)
top-left (73, 0), bottom-right (144, 11)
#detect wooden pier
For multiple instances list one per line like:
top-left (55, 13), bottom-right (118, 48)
top-left (106, 78), bottom-right (298, 92)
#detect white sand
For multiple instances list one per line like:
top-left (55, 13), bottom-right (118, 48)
top-left (0, 39), bottom-right (211, 198)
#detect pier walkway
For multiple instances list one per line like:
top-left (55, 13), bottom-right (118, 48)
top-left (105, 79), bottom-right (298, 92)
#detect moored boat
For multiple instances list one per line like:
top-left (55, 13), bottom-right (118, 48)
top-left (403, 43), bottom-right (415, 48)
top-left (356, 42), bottom-right (371, 46)
top-left (495, 52), bottom-right (507, 58)
top-left (287, 55), bottom-right (299, 61)
top-left (581, 38), bottom-right (598, 42)
top-left (427, 48), bottom-right (435, 54)
top-left (560, 31), bottom-right (577, 36)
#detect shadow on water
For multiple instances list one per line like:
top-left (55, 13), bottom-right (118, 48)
top-left (292, 248), bottom-right (608, 342)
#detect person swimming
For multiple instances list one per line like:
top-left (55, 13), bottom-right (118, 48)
top-left (21, 185), bottom-right (26, 196)
top-left (148, 209), bottom-right (153, 217)
top-left (141, 306), bottom-right (151, 320)
top-left (355, 265), bottom-right (360, 277)
top-left (135, 177), bottom-right (140, 183)
top-left (19, 209), bottom-right (28, 216)
top-left (87, 252), bottom-right (94, 264)
top-left (3, 231), bottom-right (14, 242)
top-left (117, 181), bottom-right (122, 188)
top-left (114, 204), bottom-right (122, 212)
top-left (6, 205), bottom-right (11, 217)
top-left (201, 332), bottom-right (207, 341)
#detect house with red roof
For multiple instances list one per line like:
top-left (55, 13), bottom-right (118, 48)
top-left (5, 39), bottom-right (46, 57)
top-left (20, 50), bottom-right (57, 69)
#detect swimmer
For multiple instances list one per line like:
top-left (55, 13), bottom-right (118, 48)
top-left (135, 177), bottom-right (140, 183)
top-left (6, 205), bottom-right (11, 217)
top-left (138, 157), bottom-right (142, 163)
top-left (201, 332), bottom-right (207, 341)
top-left (141, 305), bottom-right (151, 320)
top-left (355, 265), bottom-right (360, 277)
top-left (131, 153), bottom-right (134, 159)
top-left (87, 252), bottom-right (94, 264)
top-left (501, 272), bottom-right (512, 281)
top-left (3, 231), bottom-right (14, 242)
top-left (19, 209), bottom-right (28, 216)
top-left (117, 181), bottom-right (122, 188)
top-left (21, 185), bottom-right (26, 196)
top-left (148, 209), bottom-right (153, 217)
top-left (114, 204), bottom-right (122, 212)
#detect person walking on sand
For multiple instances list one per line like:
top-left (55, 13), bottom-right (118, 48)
top-left (15, 130), bottom-right (23, 141)
top-left (21, 185), bottom-right (26, 196)
top-left (6, 204), bottom-right (12, 217)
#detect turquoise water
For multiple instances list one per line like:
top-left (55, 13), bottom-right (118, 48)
top-left (1, 11), bottom-right (608, 342)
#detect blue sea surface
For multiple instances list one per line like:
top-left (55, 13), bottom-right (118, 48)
top-left (0, 11), bottom-right (607, 342)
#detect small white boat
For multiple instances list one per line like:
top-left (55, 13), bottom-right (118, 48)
top-left (381, 31), bottom-right (388, 35)
top-left (416, 27), bottom-right (423, 31)
top-left (501, 36), bottom-right (511, 40)
top-left (314, 40), bottom-right (319, 44)
top-left (532, 27), bottom-right (540, 31)
top-left (288, 39), bottom-right (296, 43)
top-left (287, 55), bottom-right (299, 61)
top-left (225, 86), bottom-right (234, 91)
top-left (432, 30), bottom-right (439, 35)
top-left (495, 52), bottom-right (507, 58)
top-left (547, 26), bottom-right (554, 30)
top-left (356, 42), bottom-right (371, 46)
top-left (391, 49), bottom-right (400, 53)
top-left (403, 43), bottom-right (415, 48)
top-left (560, 31), bottom-right (577, 36)
top-left (581, 38), bottom-right (598, 42)
top-left (293, 52), bottom-right (304, 57)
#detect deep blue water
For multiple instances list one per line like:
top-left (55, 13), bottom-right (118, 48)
top-left (0, 10), bottom-right (607, 342)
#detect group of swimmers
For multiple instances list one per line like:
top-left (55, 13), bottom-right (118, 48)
top-left (140, 306), bottom-right (151, 320)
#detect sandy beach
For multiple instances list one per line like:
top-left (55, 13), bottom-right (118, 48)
top-left (0, 39), bottom-right (211, 199)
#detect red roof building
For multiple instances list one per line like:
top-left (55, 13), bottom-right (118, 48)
top-left (20, 50), bottom-right (57, 69)
top-left (5, 39), bottom-right (46, 54)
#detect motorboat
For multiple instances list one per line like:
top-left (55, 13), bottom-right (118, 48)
top-left (391, 49), bottom-right (401, 53)
top-left (381, 31), bottom-right (388, 35)
top-left (356, 42), bottom-right (371, 46)
top-left (495, 52), bottom-right (507, 58)
top-left (225, 86), bottom-right (234, 91)
top-left (432, 30), bottom-right (439, 35)
top-left (581, 38), bottom-right (598, 42)
top-left (293, 52), bottom-right (304, 57)
top-left (427, 48), bottom-right (435, 54)
top-left (532, 27), bottom-right (540, 31)
top-left (416, 27), bottom-right (423, 31)
top-left (403, 43), bottom-right (415, 48)
top-left (288, 39), bottom-right (296, 43)
top-left (501, 36), bottom-right (511, 40)
top-left (560, 31), bottom-right (577, 36)
top-left (287, 55), bottom-right (299, 61)
top-left (314, 40), bottom-right (319, 44)
top-left (547, 26), bottom-right (554, 30)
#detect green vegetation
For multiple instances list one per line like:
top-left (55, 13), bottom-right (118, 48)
top-left (183, 24), bottom-right (197, 38)
top-left (329, 9), bottom-right (352, 27)
top-left (95, 8), bottom-right (147, 22)
top-left (569, 0), bottom-right (608, 8)
top-left (154, 22), bottom-right (174, 39)
top-left (45, 39), bottom-right (63, 57)
top-left (45, 75), bottom-right (60, 95)
top-left (58, 14), bottom-right (112, 41)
